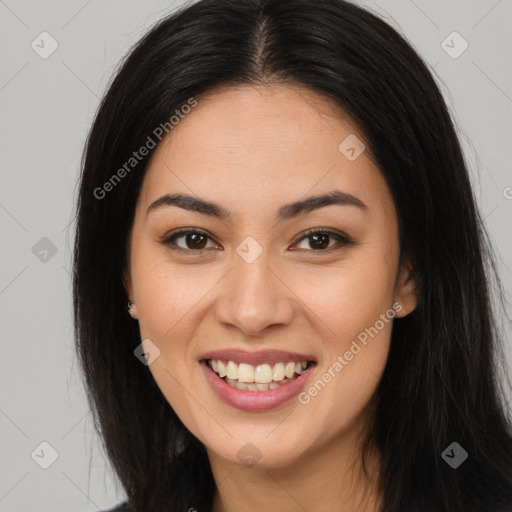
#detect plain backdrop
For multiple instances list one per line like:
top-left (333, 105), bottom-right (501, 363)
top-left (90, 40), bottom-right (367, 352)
top-left (0, 1), bottom-right (511, 511)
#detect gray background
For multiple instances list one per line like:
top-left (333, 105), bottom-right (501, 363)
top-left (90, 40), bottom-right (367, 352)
top-left (0, 1), bottom-right (511, 511)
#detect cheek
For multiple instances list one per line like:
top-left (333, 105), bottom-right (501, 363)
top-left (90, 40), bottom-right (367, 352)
top-left (131, 253), bottom-right (215, 337)
top-left (297, 269), bottom-right (394, 435)
top-left (129, 258), bottom-right (206, 425)
top-left (294, 253), bottom-right (397, 344)
top-left (290, 248), bottom-right (396, 413)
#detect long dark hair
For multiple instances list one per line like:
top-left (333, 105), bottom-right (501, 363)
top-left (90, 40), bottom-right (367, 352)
top-left (72, 0), bottom-right (512, 510)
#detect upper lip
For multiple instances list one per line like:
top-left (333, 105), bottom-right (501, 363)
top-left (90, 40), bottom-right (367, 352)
top-left (200, 349), bottom-right (317, 366)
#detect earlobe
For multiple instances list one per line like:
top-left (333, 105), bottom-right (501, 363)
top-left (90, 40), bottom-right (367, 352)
top-left (127, 301), bottom-right (138, 319)
top-left (394, 260), bottom-right (419, 318)
top-left (123, 270), bottom-right (138, 319)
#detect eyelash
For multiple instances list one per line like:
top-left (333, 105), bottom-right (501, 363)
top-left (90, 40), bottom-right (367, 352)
top-left (160, 227), bottom-right (354, 255)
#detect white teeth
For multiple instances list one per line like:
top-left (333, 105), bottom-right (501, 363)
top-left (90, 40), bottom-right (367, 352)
top-left (285, 362), bottom-right (296, 379)
top-left (217, 360), bottom-right (227, 378)
top-left (272, 362), bottom-right (285, 381)
top-left (226, 361), bottom-right (238, 380)
top-left (238, 363), bottom-right (254, 383)
top-left (254, 364), bottom-right (273, 383)
top-left (224, 377), bottom-right (293, 391)
top-left (208, 359), bottom-right (312, 385)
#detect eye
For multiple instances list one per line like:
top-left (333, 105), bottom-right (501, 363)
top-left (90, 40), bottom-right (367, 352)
top-left (161, 229), bottom-right (219, 253)
top-left (161, 228), bottom-right (353, 254)
top-left (292, 229), bottom-right (353, 252)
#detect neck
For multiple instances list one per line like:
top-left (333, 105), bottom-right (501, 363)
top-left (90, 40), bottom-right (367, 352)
top-left (207, 409), bottom-right (382, 512)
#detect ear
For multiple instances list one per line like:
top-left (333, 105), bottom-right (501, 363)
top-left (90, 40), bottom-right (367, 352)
top-left (123, 269), bottom-right (139, 319)
top-left (393, 258), bottom-right (419, 318)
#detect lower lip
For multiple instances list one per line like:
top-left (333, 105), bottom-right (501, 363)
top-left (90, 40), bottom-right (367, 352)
top-left (200, 360), bottom-right (315, 412)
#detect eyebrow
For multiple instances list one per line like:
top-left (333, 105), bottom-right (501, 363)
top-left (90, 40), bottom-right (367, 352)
top-left (146, 190), bottom-right (367, 222)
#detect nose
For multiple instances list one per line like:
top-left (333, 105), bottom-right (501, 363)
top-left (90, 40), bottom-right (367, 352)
top-left (213, 252), bottom-right (295, 337)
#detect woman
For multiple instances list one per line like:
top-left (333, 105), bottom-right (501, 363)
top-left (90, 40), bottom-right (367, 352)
top-left (73, 0), bottom-right (512, 511)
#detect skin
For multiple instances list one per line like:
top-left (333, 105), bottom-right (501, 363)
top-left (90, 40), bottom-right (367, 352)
top-left (124, 83), bottom-right (418, 512)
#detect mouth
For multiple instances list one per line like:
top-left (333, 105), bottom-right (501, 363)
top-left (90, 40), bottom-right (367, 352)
top-left (203, 358), bottom-right (316, 391)
top-left (199, 349), bottom-right (317, 411)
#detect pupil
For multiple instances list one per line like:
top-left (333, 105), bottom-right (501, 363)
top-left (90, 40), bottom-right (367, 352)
top-left (187, 233), bottom-right (207, 250)
top-left (311, 233), bottom-right (329, 250)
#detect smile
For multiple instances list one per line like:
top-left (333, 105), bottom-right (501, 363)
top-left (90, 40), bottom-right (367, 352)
top-left (206, 359), bottom-right (314, 391)
top-left (199, 350), bottom-right (317, 411)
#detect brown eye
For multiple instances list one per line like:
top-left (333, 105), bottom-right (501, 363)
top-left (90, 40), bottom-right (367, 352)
top-left (293, 229), bottom-right (353, 252)
top-left (161, 228), bottom-right (353, 255)
top-left (162, 229), bottom-right (218, 252)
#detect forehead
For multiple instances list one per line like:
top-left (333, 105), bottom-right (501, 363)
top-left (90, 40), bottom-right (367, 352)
top-left (137, 84), bottom-right (393, 221)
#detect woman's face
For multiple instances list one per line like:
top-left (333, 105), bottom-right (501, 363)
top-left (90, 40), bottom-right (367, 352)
top-left (124, 84), bottom-right (417, 469)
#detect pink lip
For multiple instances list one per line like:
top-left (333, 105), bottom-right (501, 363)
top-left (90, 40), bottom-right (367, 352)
top-left (199, 349), bottom-right (316, 366)
top-left (200, 360), bottom-right (316, 412)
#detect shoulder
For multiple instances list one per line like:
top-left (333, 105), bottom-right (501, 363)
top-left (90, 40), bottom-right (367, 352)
top-left (102, 503), bottom-right (129, 512)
